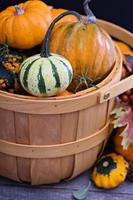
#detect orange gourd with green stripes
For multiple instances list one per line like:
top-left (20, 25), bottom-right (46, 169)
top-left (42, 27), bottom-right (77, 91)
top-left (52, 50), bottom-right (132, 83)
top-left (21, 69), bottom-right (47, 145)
top-left (49, 0), bottom-right (116, 91)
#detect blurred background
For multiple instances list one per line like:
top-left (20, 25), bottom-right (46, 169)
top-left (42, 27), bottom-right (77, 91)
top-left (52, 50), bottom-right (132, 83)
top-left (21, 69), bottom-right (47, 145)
top-left (0, 0), bottom-right (132, 32)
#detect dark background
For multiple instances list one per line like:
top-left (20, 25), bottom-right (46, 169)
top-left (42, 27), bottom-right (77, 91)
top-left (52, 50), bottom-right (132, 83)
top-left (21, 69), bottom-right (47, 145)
top-left (0, 0), bottom-right (133, 32)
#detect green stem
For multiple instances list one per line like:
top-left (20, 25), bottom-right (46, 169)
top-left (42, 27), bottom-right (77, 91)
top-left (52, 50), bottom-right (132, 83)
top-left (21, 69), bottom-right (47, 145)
top-left (83, 0), bottom-right (96, 24)
top-left (15, 5), bottom-right (24, 15)
top-left (40, 11), bottom-right (82, 58)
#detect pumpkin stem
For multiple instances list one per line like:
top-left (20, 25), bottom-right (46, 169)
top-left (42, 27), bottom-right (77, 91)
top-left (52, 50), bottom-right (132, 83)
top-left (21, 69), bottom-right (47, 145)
top-left (83, 0), bottom-right (96, 24)
top-left (40, 11), bottom-right (82, 58)
top-left (15, 5), bottom-right (24, 15)
top-left (74, 73), bottom-right (99, 93)
top-left (103, 161), bottom-right (109, 167)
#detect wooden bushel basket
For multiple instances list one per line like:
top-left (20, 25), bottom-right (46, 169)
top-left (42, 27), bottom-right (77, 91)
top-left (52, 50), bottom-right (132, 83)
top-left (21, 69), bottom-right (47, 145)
top-left (0, 20), bottom-right (132, 185)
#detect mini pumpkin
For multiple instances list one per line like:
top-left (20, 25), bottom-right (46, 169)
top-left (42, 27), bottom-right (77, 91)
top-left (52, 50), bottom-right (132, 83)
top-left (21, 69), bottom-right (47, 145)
top-left (0, 1), bottom-right (52, 49)
top-left (19, 17), bottom-right (73, 97)
top-left (49, 0), bottom-right (116, 92)
top-left (114, 127), bottom-right (133, 161)
top-left (92, 153), bottom-right (128, 189)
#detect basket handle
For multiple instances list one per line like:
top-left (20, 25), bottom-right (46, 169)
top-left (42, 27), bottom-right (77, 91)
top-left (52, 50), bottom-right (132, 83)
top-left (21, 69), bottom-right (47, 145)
top-left (99, 74), bottom-right (133, 103)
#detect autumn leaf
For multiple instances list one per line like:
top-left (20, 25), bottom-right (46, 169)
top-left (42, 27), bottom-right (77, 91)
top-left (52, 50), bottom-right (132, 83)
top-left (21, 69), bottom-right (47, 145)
top-left (111, 104), bottom-right (133, 149)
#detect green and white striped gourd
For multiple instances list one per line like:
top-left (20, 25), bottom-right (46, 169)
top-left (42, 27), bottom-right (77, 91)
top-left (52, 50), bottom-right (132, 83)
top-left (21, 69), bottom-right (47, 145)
top-left (19, 11), bottom-right (82, 97)
top-left (20, 54), bottom-right (73, 96)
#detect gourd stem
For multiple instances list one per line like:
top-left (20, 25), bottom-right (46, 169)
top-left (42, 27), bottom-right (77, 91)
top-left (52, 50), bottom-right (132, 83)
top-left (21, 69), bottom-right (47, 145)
top-left (15, 5), bottom-right (24, 15)
top-left (40, 11), bottom-right (82, 58)
top-left (83, 0), bottom-right (96, 24)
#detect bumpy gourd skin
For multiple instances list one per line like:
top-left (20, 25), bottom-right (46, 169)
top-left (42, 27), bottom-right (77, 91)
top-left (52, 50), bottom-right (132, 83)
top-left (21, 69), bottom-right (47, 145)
top-left (49, 22), bottom-right (116, 83)
top-left (0, 1), bottom-right (52, 49)
top-left (92, 153), bottom-right (128, 189)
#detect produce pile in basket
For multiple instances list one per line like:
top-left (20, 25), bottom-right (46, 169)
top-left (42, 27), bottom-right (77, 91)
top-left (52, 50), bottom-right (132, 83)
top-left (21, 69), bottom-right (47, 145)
top-left (0, 0), bottom-right (117, 96)
top-left (0, 0), bottom-right (133, 195)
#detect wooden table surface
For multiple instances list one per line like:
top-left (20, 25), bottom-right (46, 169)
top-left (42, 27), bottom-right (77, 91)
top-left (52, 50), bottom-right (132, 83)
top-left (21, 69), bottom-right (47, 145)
top-left (0, 169), bottom-right (132, 200)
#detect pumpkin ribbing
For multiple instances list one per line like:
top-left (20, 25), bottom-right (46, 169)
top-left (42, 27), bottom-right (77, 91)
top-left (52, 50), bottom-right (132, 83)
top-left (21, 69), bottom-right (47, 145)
top-left (49, 23), bottom-right (115, 80)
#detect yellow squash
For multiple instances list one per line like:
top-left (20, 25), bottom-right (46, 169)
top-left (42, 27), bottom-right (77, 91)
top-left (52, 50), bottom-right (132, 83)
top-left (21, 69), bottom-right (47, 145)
top-left (92, 153), bottom-right (128, 189)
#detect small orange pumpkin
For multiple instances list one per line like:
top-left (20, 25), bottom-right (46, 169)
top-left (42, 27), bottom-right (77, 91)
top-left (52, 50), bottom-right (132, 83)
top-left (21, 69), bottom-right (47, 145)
top-left (0, 1), bottom-right (52, 49)
top-left (114, 127), bottom-right (133, 161)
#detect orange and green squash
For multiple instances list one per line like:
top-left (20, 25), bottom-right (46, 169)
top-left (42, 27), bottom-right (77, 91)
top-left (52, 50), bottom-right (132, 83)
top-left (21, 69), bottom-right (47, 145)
top-left (48, 0), bottom-right (116, 91)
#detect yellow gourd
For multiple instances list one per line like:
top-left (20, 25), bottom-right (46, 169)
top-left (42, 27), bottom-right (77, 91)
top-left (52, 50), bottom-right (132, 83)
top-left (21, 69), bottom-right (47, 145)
top-left (92, 153), bottom-right (128, 189)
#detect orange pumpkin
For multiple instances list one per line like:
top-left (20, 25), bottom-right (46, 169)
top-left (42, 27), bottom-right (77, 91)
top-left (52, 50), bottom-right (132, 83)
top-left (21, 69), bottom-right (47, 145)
top-left (51, 8), bottom-right (77, 24)
top-left (114, 41), bottom-right (133, 79)
top-left (114, 127), bottom-right (133, 161)
top-left (56, 90), bottom-right (73, 96)
top-left (49, 1), bottom-right (115, 91)
top-left (0, 1), bottom-right (52, 49)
